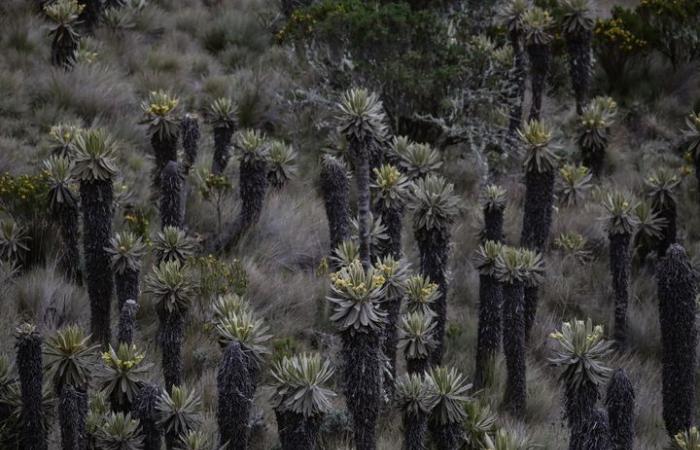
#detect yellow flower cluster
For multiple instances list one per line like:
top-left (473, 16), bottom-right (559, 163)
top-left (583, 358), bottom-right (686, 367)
top-left (594, 18), bottom-right (647, 53)
top-left (639, 0), bottom-right (688, 17)
top-left (0, 173), bottom-right (49, 208)
top-left (559, 164), bottom-right (590, 183)
top-left (101, 349), bottom-right (144, 371)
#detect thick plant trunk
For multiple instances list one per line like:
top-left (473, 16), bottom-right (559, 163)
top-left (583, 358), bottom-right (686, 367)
top-left (160, 161), bottom-right (183, 230)
top-left (482, 205), bottom-right (504, 243)
top-left (580, 140), bottom-right (606, 178)
top-left (275, 409), bottom-right (321, 450)
top-left (342, 331), bottom-right (382, 450)
top-left (133, 383), bottom-right (162, 450)
top-left (355, 153), bottom-right (372, 272)
top-left (474, 273), bottom-right (503, 389)
top-left (159, 309), bottom-right (184, 392)
top-left (212, 126), bottom-right (234, 175)
top-left (566, 31), bottom-right (592, 115)
top-left (51, 28), bottom-right (78, 70)
top-left (218, 342), bottom-right (255, 450)
top-left (16, 329), bottom-right (47, 450)
top-left (117, 300), bottom-right (138, 346)
top-left (520, 168), bottom-right (554, 338)
top-left (569, 409), bottom-right (612, 450)
top-left (565, 379), bottom-right (599, 450)
top-left (217, 157), bottom-right (268, 252)
top-left (609, 232), bottom-right (631, 347)
top-left (403, 411), bottom-right (428, 450)
top-left (115, 268), bottom-right (139, 314)
top-left (180, 114), bottom-right (200, 224)
top-left (78, 0), bottom-right (102, 32)
top-left (415, 226), bottom-right (450, 365)
top-left (55, 202), bottom-right (82, 284)
top-left (150, 133), bottom-right (178, 199)
top-left (508, 30), bottom-right (526, 136)
top-left (657, 244), bottom-right (697, 437)
top-left (58, 385), bottom-right (87, 450)
top-left (406, 357), bottom-right (430, 376)
top-left (379, 204), bottom-right (403, 259)
top-left (429, 422), bottom-right (462, 450)
top-left (80, 179), bottom-right (114, 348)
top-left (320, 156), bottom-right (351, 261)
top-left (527, 42), bottom-right (551, 122)
top-left (382, 294), bottom-right (402, 395)
top-left (606, 369), bottom-right (635, 450)
top-left (502, 281), bottom-right (526, 418)
top-left (655, 202), bottom-right (676, 256)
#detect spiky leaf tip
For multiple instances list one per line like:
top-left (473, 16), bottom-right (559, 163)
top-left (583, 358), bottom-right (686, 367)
top-left (336, 88), bottom-right (388, 144)
top-left (268, 140), bottom-right (297, 186)
top-left (45, 325), bottom-right (98, 390)
top-left (481, 184), bottom-right (507, 211)
top-left (475, 240), bottom-right (504, 276)
top-left (99, 344), bottom-right (152, 405)
top-left (330, 240), bottom-right (360, 269)
top-left (327, 259), bottom-right (386, 332)
top-left (152, 226), bottom-right (197, 264)
top-left (645, 168), bottom-right (680, 207)
top-left (270, 353), bottom-right (336, 417)
top-left (395, 373), bottom-right (434, 415)
top-left (156, 384), bottom-right (201, 437)
top-left (675, 427), bottom-right (700, 450)
top-left (398, 311), bottom-right (437, 361)
top-left (71, 128), bottom-right (119, 182)
top-left (408, 174), bottom-right (460, 231)
top-left (44, 0), bottom-right (84, 24)
top-left (236, 129), bottom-right (270, 163)
top-left (548, 318), bottom-right (614, 389)
top-left (207, 97), bottom-right (237, 128)
top-left (404, 274), bottom-right (439, 317)
top-left (498, 0), bottom-right (530, 34)
top-left (560, 0), bottom-right (595, 34)
top-left (0, 220), bottom-right (30, 263)
top-left (107, 231), bottom-right (147, 274)
top-left (554, 232), bottom-right (591, 263)
top-left (399, 143), bottom-right (443, 180)
top-left (140, 90), bottom-right (180, 139)
top-left (43, 156), bottom-right (78, 210)
top-left (214, 309), bottom-right (272, 359)
top-left (374, 255), bottom-right (410, 298)
top-left (372, 164), bottom-right (410, 209)
top-left (518, 120), bottom-right (558, 173)
top-left (425, 366), bottom-right (472, 425)
top-left (144, 260), bottom-right (196, 315)
top-left (601, 191), bottom-right (638, 235)
top-left (95, 412), bottom-right (144, 450)
top-left (559, 164), bottom-right (592, 207)
top-left (522, 6), bottom-right (554, 45)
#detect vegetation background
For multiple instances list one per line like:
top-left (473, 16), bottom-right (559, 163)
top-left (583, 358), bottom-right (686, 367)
top-left (1, 0), bottom-right (699, 448)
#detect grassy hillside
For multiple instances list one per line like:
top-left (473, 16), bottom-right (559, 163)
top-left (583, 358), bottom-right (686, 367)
top-left (1, 0), bottom-right (700, 448)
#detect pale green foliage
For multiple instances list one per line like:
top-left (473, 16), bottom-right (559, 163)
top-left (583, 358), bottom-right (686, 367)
top-left (548, 318), bottom-right (614, 389)
top-left (208, 97), bottom-right (237, 127)
top-left (634, 201), bottom-right (666, 240)
top-left (397, 143), bottom-right (443, 180)
top-left (374, 255), bottom-right (410, 298)
top-left (157, 385), bottom-right (201, 439)
top-left (371, 164), bottom-right (410, 210)
top-left (404, 274), bottom-right (439, 317)
top-left (395, 373), bottom-right (434, 415)
top-left (475, 240), bottom-right (504, 277)
top-left (179, 430), bottom-right (219, 450)
top-left (236, 129), bottom-right (270, 163)
top-left (95, 413), bottom-right (143, 450)
top-left (107, 231), bottom-right (147, 274)
top-left (408, 174), bottom-right (460, 230)
top-left (96, 412), bottom-right (144, 450)
top-left (45, 325), bottom-right (98, 389)
top-left (463, 399), bottom-right (498, 449)
top-left (211, 293), bottom-right (248, 323)
top-left (336, 88), bottom-right (388, 144)
top-left (214, 308), bottom-right (272, 359)
top-left (522, 6), bottom-right (554, 45)
top-left (144, 260), bottom-right (196, 314)
top-left (270, 353), bottom-right (336, 417)
top-left (498, 0), bottom-right (530, 34)
top-left (601, 191), bottom-right (638, 235)
top-left (0, 220), bottom-right (30, 263)
top-left (330, 240), bottom-right (360, 269)
top-left (518, 120), bottom-right (558, 173)
top-left (675, 427), bottom-right (700, 450)
top-left (494, 246), bottom-right (526, 284)
top-left (268, 140), bottom-right (297, 186)
top-left (488, 427), bottom-right (535, 449)
top-left (520, 249), bottom-right (545, 287)
top-left (481, 184), bottom-right (507, 211)
top-left (425, 366), bottom-right (472, 425)
top-left (554, 232), bottom-right (591, 264)
top-left (99, 344), bottom-right (152, 406)
top-left (350, 212), bottom-right (388, 253)
top-left (645, 168), bottom-right (680, 207)
top-left (44, 156), bottom-right (77, 210)
top-left (327, 259), bottom-right (386, 332)
top-left (48, 123), bottom-right (83, 157)
top-left (71, 129), bottom-right (119, 181)
top-left (560, 0), bottom-right (595, 34)
top-left (140, 90), bottom-right (180, 139)
top-left (558, 164), bottom-right (592, 207)
top-left (44, 0), bottom-right (84, 25)
top-left (152, 226), bottom-right (197, 264)
top-left (684, 111), bottom-right (700, 157)
top-left (398, 311), bottom-right (437, 360)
